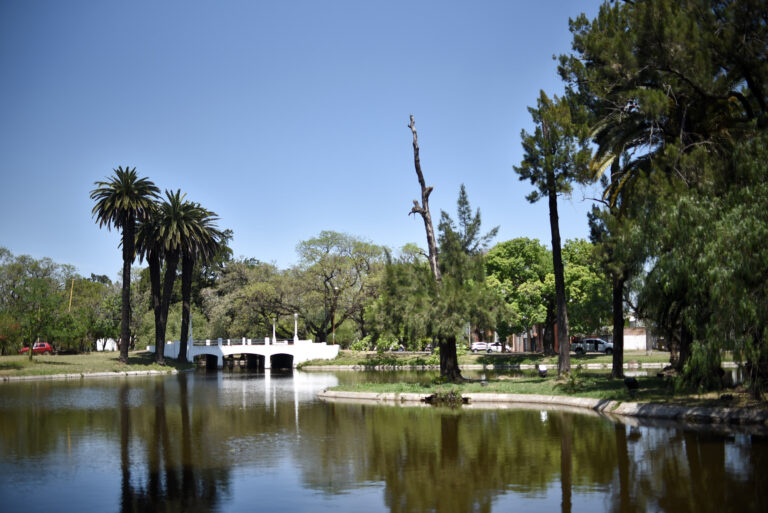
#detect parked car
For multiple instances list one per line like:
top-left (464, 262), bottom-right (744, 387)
top-left (571, 337), bottom-right (613, 355)
top-left (487, 342), bottom-right (512, 353)
top-left (470, 341), bottom-right (490, 352)
top-left (18, 342), bottom-right (54, 355)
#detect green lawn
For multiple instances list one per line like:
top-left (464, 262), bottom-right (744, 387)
top-left (299, 349), bottom-right (675, 368)
top-left (0, 351), bottom-right (193, 377)
top-left (329, 372), bottom-right (764, 408)
top-left (330, 372), bottom-right (674, 401)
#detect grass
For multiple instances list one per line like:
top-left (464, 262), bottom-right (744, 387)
top-left (0, 351), bottom-right (193, 378)
top-left (329, 370), bottom-right (767, 409)
top-left (331, 373), bottom-right (668, 401)
top-left (299, 349), bottom-right (676, 368)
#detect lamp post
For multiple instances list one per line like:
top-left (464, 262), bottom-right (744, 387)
top-left (332, 286), bottom-right (339, 345)
top-left (272, 317), bottom-right (276, 344)
top-left (293, 313), bottom-right (299, 343)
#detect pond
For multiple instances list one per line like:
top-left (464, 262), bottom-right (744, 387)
top-left (0, 370), bottom-right (765, 512)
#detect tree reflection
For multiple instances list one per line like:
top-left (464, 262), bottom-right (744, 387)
top-left (612, 423), bottom-right (636, 513)
top-left (119, 382), bottom-right (133, 512)
top-left (557, 412), bottom-right (572, 513)
top-left (119, 374), bottom-right (231, 512)
top-left (2, 375), bottom-right (768, 512)
top-left (295, 401), bottom-right (768, 513)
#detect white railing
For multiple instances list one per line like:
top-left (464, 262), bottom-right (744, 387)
top-left (189, 337), bottom-right (308, 346)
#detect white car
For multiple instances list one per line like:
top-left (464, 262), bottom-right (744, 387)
top-left (572, 337), bottom-right (613, 355)
top-left (487, 342), bottom-right (512, 353)
top-left (470, 341), bottom-right (490, 352)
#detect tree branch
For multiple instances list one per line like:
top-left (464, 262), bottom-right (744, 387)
top-left (408, 115), bottom-right (442, 284)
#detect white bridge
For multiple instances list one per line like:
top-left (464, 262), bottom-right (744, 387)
top-left (148, 337), bottom-right (339, 369)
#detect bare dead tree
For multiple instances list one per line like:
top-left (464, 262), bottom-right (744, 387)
top-left (408, 115), bottom-right (442, 285)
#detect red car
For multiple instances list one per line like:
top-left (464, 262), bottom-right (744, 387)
top-left (18, 342), bottom-right (54, 355)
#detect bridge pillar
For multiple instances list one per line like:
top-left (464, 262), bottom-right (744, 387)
top-left (264, 354), bottom-right (271, 369)
top-left (217, 354), bottom-right (224, 368)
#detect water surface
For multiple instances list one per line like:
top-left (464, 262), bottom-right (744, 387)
top-left (0, 370), bottom-right (765, 512)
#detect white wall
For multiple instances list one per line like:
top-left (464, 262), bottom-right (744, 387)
top-left (96, 338), bottom-right (118, 351)
top-left (623, 328), bottom-right (647, 351)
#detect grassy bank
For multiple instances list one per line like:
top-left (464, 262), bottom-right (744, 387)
top-left (329, 372), bottom-right (764, 409)
top-left (0, 351), bottom-right (193, 378)
top-left (332, 373), bottom-right (667, 401)
top-left (300, 349), bottom-right (674, 368)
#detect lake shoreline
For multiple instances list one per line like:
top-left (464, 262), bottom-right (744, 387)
top-left (301, 361), bottom-right (739, 371)
top-left (0, 368), bottom-right (179, 382)
top-left (318, 389), bottom-right (768, 426)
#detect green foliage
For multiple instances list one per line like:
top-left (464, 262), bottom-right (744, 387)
top-left (348, 337), bottom-right (372, 352)
top-left (557, 367), bottom-right (582, 394)
top-left (91, 166), bottom-right (160, 362)
top-left (676, 342), bottom-right (724, 394)
top-left (486, 238), bottom-right (610, 339)
top-left (556, 0), bottom-right (768, 393)
top-left (136, 302), bottom-right (209, 348)
top-left (0, 249), bottom-right (120, 353)
top-left (485, 238), bottom-right (550, 337)
top-left (370, 187), bottom-right (500, 373)
top-left (514, 91), bottom-right (590, 204)
top-left (425, 389), bottom-right (465, 407)
top-left (562, 239), bottom-right (611, 335)
top-left (293, 231), bottom-right (385, 343)
top-left (438, 184), bottom-right (499, 255)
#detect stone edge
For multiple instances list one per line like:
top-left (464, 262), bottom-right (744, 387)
top-left (317, 390), bottom-right (768, 426)
top-left (302, 362), bottom-right (738, 371)
top-left (1, 369), bottom-right (178, 382)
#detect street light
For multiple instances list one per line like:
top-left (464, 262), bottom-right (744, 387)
top-left (332, 286), bottom-right (339, 345)
top-left (272, 317), bottom-right (276, 344)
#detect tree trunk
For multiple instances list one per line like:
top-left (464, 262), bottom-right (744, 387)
top-left (408, 115), bottom-right (464, 380)
top-left (547, 171), bottom-right (570, 375)
top-left (676, 324), bottom-right (693, 372)
top-left (611, 274), bottom-right (625, 379)
top-left (536, 324), bottom-right (544, 353)
top-left (178, 254), bottom-right (193, 363)
top-left (408, 115), bottom-right (441, 285)
top-left (120, 215), bottom-right (135, 364)
top-left (439, 335), bottom-right (463, 382)
top-left (149, 248), bottom-right (163, 363)
top-left (157, 250), bottom-right (180, 365)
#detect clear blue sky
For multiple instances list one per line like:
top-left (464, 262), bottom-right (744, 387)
top-left (0, 0), bottom-right (602, 280)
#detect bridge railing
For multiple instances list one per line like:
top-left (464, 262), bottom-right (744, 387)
top-left (188, 338), bottom-right (303, 347)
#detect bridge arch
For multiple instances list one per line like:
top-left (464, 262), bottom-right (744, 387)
top-left (245, 353), bottom-right (265, 370)
top-left (194, 353), bottom-right (219, 370)
top-left (270, 353), bottom-right (294, 370)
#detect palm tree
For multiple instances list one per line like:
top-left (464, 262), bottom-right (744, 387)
top-left (154, 190), bottom-right (216, 365)
top-left (135, 205), bottom-right (164, 362)
top-left (91, 167), bottom-right (160, 364)
top-left (177, 205), bottom-right (224, 362)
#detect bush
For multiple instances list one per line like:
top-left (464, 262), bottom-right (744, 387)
top-left (676, 341), bottom-right (723, 394)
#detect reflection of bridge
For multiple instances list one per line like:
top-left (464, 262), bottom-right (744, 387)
top-left (148, 338), bottom-right (339, 369)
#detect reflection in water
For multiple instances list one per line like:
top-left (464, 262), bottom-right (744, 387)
top-left (119, 374), bottom-right (230, 512)
top-left (0, 370), bottom-right (765, 512)
top-left (560, 413), bottom-right (572, 513)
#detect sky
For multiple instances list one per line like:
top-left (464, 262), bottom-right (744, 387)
top-left (0, 0), bottom-right (603, 281)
